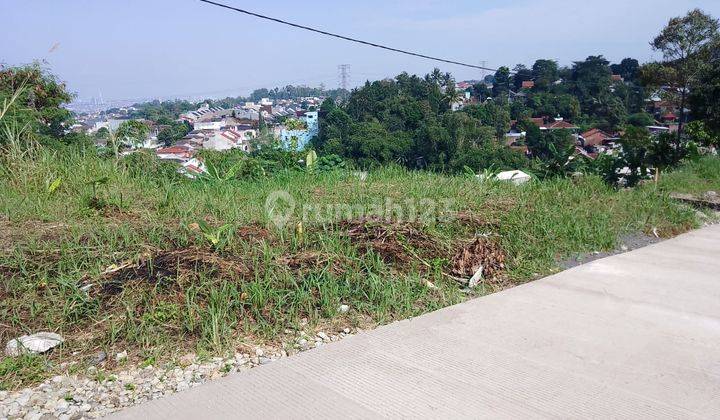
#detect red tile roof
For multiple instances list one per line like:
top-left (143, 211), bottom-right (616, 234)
top-left (581, 128), bottom-right (614, 147)
top-left (543, 120), bottom-right (578, 130)
top-left (521, 80), bottom-right (535, 89)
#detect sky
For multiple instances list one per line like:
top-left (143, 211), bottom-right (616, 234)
top-left (4, 0), bottom-right (720, 103)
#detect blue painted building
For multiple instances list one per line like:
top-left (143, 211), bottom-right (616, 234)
top-left (280, 111), bottom-right (318, 150)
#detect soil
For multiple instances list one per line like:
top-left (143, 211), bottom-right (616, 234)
top-left (559, 232), bottom-right (664, 270)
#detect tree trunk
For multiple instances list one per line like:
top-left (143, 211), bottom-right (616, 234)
top-left (677, 87), bottom-right (686, 142)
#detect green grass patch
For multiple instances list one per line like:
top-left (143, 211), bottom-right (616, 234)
top-left (0, 148), bottom-right (716, 389)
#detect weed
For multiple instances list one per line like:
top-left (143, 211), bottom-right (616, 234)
top-left (0, 145), bottom-right (714, 389)
top-left (0, 355), bottom-right (48, 391)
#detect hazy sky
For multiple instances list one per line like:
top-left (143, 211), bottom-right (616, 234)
top-left (4, 0), bottom-right (720, 102)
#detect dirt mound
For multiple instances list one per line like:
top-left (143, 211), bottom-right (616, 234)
top-left (98, 248), bottom-right (251, 295)
top-left (275, 251), bottom-right (350, 276)
top-left (338, 219), bottom-right (441, 265)
top-left (450, 237), bottom-right (506, 281)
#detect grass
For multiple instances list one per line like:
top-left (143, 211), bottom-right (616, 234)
top-left (0, 146), bottom-right (718, 389)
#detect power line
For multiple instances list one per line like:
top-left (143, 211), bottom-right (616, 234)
top-left (197, 0), bottom-right (506, 73)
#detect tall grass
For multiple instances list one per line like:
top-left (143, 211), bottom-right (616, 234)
top-left (0, 144), bottom-right (714, 389)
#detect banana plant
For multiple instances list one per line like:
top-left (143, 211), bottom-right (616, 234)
top-left (197, 220), bottom-right (233, 251)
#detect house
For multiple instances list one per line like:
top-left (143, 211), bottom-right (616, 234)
top-left (180, 158), bottom-right (207, 179)
top-left (156, 145), bottom-right (195, 161)
top-left (580, 128), bottom-right (617, 148)
top-left (180, 104), bottom-right (231, 124)
top-left (611, 74), bottom-right (624, 82)
top-left (646, 125), bottom-right (671, 135)
top-left (539, 117), bottom-right (579, 131)
top-left (511, 117), bottom-right (579, 131)
top-left (280, 111), bottom-right (319, 150)
top-left (194, 121), bottom-right (226, 131)
top-left (661, 113), bottom-right (677, 122)
top-left (204, 128), bottom-right (254, 152)
top-left (521, 80), bottom-right (535, 89)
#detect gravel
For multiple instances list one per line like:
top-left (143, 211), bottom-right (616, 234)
top-left (0, 329), bottom-right (357, 419)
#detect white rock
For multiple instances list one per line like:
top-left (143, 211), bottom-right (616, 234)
top-left (115, 351), bottom-right (128, 362)
top-left (494, 170), bottom-right (531, 185)
top-left (5, 332), bottom-right (64, 356)
top-left (337, 304), bottom-right (350, 313)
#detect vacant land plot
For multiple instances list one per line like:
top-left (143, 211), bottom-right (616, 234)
top-left (1, 150), bottom-right (719, 390)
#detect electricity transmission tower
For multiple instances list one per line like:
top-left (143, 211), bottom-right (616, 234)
top-left (338, 64), bottom-right (351, 91)
top-left (479, 60), bottom-right (488, 81)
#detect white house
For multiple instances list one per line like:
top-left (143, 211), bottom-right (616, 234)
top-left (194, 121), bottom-right (226, 131)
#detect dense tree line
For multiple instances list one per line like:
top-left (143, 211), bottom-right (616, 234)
top-left (312, 73), bottom-right (525, 171)
top-left (312, 8), bottom-right (719, 180)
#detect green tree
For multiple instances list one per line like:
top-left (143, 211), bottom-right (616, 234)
top-left (512, 64), bottom-right (533, 91)
top-left (647, 132), bottom-right (689, 183)
top-left (492, 67), bottom-right (511, 100)
top-left (461, 103), bottom-right (510, 140)
top-left (610, 58), bottom-right (640, 82)
top-left (0, 63), bottom-right (73, 145)
top-left (526, 93), bottom-right (580, 120)
top-left (472, 83), bottom-right (491, 101)
top-left (689, 39), bottom-right (720, 136)
top-left (347, 121), bottom-right (409, 167)
top-left (94, 127), bottom-right (110, 140)
top-left (116, 120), bottom-right (150, 148)
top-left (684, 120), bottom-right (719, 147)
top-left (617, 126), bottom-right (652, 187)
top-left (626, 112), bottom-right (656, 127)
top-left (570, 55), bottom-right (613, 116)
top-left (524, 124), bottom-right (575, 162)
top-left (643, 9), bottom-right (719, 140)
top-left (532, 59), bottom-right (560, 90)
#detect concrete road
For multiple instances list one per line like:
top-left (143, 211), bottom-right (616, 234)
top-left (111, 224), bottom-right (720, 419)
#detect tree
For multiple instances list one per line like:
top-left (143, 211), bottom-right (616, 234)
top-left (524, 124), bottom-right (575, 161)
top-left (460, 103), bottom-right (510, 140)
top-left (94, 127), bottom-right (110, 140)
top-left (684, 120), bottom-right (719, 148)
top-left (0, 63), bottom-right (73, 145)
top-left (644, 9), bottom-right (719, 140)
top-left (647, 132), bottom-right (688, 183)
top-left (689, 38), bottom-right (720, 136)
top-left (492, 67), bottom-right (511, 100)
top-left (512, 64), bottom-right (533, 91)
top-left (532, 59), bottom-right (559, 90)
top-left (570, 55), bottom-right (613, 115)
top-left (597, 95), bottom-right (627, 131)
top-left (610, 58), bottom-right (640, 82)
top-left (617, 126), bottom-right (652, 187)
top-left (284, 118), bottom-right (307, 130)
top-left (472, 82), bottom-right (491, 101)
top-left (626, 112), bottom-right (656, 127)
top-left (116, 120), bottom-right (150, 148)
top-left (526, 93), bottom-right (580, 120)
top-left (346, 121), bottom-right (409, 167)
